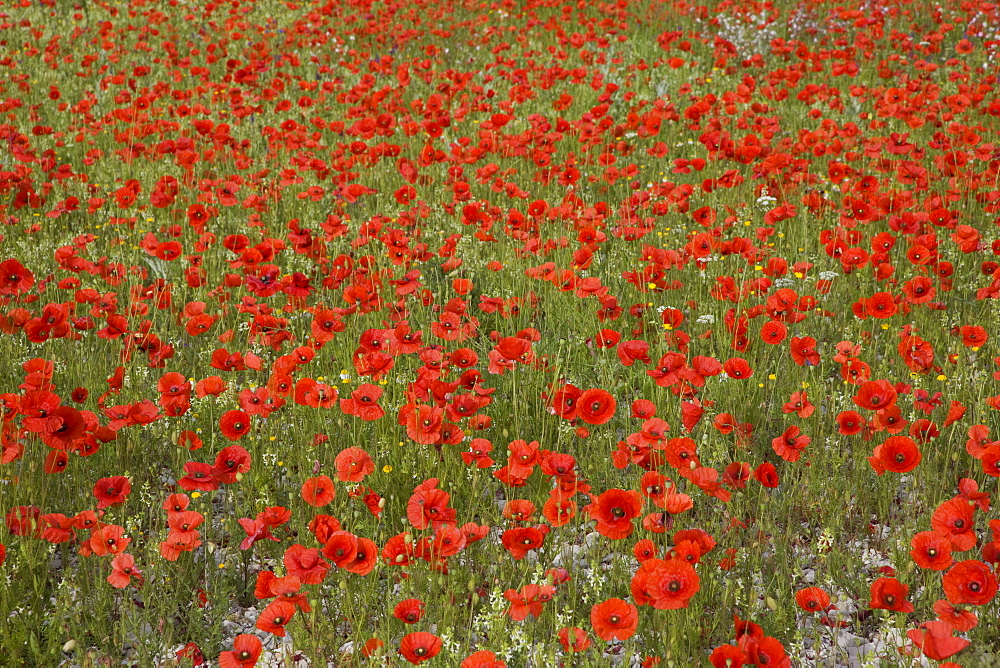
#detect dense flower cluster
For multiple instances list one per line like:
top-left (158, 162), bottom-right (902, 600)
top-left (1, 0), bottom-right (1000, 664)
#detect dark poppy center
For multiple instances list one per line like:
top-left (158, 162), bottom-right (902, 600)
top-left (611, 507), bottom-right (625, 518)
top-left (609, 614), bottom-right (620, 624)
top-left (668, 580), bottom-right (681, 592)
top-left (414, 647), bottom-right (427, 656)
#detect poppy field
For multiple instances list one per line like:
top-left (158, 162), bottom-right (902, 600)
top-left (3, 0), bottom-right (1000, 664)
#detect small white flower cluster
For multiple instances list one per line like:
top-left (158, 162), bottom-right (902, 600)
top-left (756, 193), bottom-right (778, 210)
top-left (818, 271), bottom-right (840, 281)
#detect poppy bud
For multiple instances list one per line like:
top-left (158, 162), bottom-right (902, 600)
top-left (765, 596), bottom-right (777, 611)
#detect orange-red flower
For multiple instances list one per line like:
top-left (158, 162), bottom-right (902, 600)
top-left (256, 599), bottom-right (295, 637)
top-left (941, 560), bottom-right (998, 606)
top-left (219, 409), bottom-right (252, 441)
top-left (906, 620), bottom-right (970, 662)
top-left (585, 488), bottom-right (642, 539)
top-left (931, 497), bottom-right (977, 551)
top-left (301, 475), bottom-right (336, 507)
top-left (853, 379), bottom-right (897, 411)
top-left (219, 634), bottom-right (263, 668)
top-left (868, 435), bottom-right (921, 475)
top-left (558, 627), bottom-right (591, 653)
top-left (632, 558), bottom-right (701, 609)
top-left (577, 388), bottom-right (616, 425)
top-left (869, 577), bottom-right (914, 612)
top-left (910, 531), bottom-right (954, 570)
top-left (93, 476), bottom-right (131, 509)
top-left (590, 598), bottom-right (638, 641)
top-left (393, 598), bottom-right (426, 624)
top-left (398, 632), bottom-right (442, 665)
top-left (794, 587), bottom-right (830, 613)
top-left (772, 426), bottom-right (810, 463)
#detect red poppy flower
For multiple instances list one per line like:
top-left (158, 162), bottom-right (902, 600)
top-left (577, 388), bottom-right (616, 425)
top-left (868, 435), bottom-right (921, 475)
top-left (590, 598), bottom-right (638, 641)
top-left (403, 404), bottom-right (444, 444)
top-left (542, 497), bottom-right (576, 527)
top-left (301, 475), bottom-right (336, 507)
top-left (853, 379), bottom-right (897, 411)
top-left (557, 627), bottom-right (591, 653)
top-left (906, 620), bottom-right (970, 661)
top-left (0, 258), bottom-right (37, 298)
top-left (343, 536), bottom-right (378, 576)
top-left (41, 405), bottom-right (87, 449)
top-left (393, 598), bottom-right (426, 624)
top-left (959, 325), bottom-right (987, 348)
top-left (177, 430), bottom-right (202, 451)
top-left (335, 447), bottom-right (374, 482)
top-left (107, 553), bottom-right (142, 589)
top-left (406, 479), bottom-right (456, 530)
top-left (177, 461), bottom-right (221, 492)
top-left (933, 599), bottom-right (978, 632)
top-left (585, 488), bottom-right (642, 539)
top-left (709, 645), bottom-right (746, 667)
top-left (741, 636), bottom-right (790, 666)
top-left (910, 531), bottom-right (954, 570)
top-left (322, 530), bottom-right (359, 567)
top-left (941, 560), bottom-right (998, 606)
top-left (794, 587), bottom-right (830, 613)
top-left (339, 383), bottom-right (385, 421)
top-left (789, 336), bottom-right (820, 366)
top-left (219, 410), bottom-right (252, 441)
top-left (865, 291), bottom-right (897, 319)
top-left (219, 634), bottom-right (263, 668)
top-left (760, 320), bottom-right (787, 345)
top-left (93, 476), bottom-right (131, 509)
top-left (549, 383), bottom-right (581, 419)
top-left (772, 426), bottom-right (810, 463)
top-left (723, 357), bottom-right (753, 379)
top-left (90, 524), bottom-right (130, 556)
top-left (398, 632), bottom-right (442, 665)
top-left (618, 339), bottom-right (651, 366)
top-left (460, 650), bottom-right (506, 667)
top-left (501, 526), bottom-right (547, 559)
top-left (634, 558), bottom-right (701, 609)
top-left (869, 577), bottom-right (914, 612)
top-left (256, 599), bottom-right (296, 637)
top-left (931, 497), bottom-right (977, 551)
top-left (837, 411), bottom-right (865, 436)
top-left (282, 544), bottom-right (329, 585)
top-left (214, 445), bottom-right (251, 484)
top-left (754, 462), bottom-right (780, 488)
top-left (504, 583), bottom-right (555, 621)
